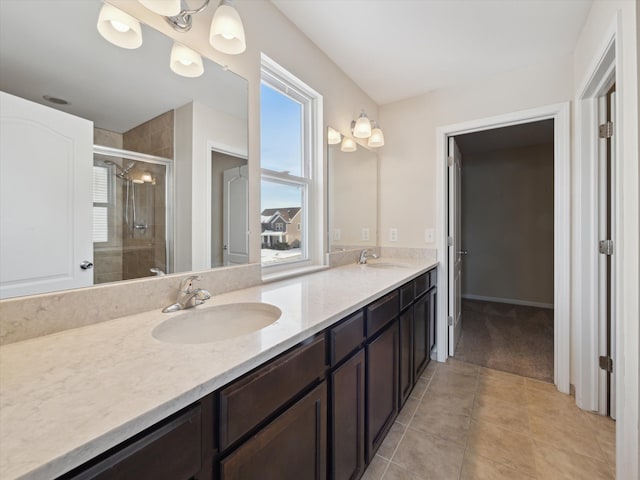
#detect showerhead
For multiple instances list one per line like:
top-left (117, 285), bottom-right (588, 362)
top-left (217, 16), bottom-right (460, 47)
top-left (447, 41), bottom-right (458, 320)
top-left (103, 160), bottom-right (136, 179)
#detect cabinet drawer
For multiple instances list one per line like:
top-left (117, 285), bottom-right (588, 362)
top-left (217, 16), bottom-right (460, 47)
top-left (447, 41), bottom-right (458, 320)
top-left (399, 282), bottom-right (415, 311)
top-left (219, 335), bottom-right (326, 450)
top-left (366, 291), bottom-right (399, 338)
top-left (64, 405), bottom-right (202, 480)
top-left (414, 273), bottom-right (428, 297)
top-left (329, 310), bottom-right (365, 366)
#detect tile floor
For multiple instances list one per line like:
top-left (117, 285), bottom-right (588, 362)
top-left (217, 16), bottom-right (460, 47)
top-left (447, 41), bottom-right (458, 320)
top-left (362, 359), bottom-right (616, 480)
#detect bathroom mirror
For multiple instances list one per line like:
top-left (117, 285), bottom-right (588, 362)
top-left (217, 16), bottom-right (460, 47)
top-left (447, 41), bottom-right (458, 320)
top-left (0, 0), bottom-right (248, 299)
top-left (327, 128), bottom-right (378, 252)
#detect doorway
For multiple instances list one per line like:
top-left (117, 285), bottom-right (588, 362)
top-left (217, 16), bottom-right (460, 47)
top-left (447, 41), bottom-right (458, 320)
top-left (449, 121), bottom-right (555, 382)
top-left (435, 102), bottom-right (571, 394)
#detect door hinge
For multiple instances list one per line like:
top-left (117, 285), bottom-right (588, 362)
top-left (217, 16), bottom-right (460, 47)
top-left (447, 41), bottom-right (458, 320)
top-left (599, 355), bottom-right (613, 373)
top-left (447, 236), bottom-right (453, 246)
top-left (599, 239), bottom-right (614, 255)
top-left (447, 156), bottom-right (453, 167)
top-left (447, 316), bottom-right (453, 326)
top-left (599, 121), bottom-right (614, 138)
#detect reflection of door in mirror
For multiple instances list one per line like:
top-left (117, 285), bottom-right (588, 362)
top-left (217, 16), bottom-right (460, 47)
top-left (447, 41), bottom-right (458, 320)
top-left (211, 153), bottom-right (248, 267)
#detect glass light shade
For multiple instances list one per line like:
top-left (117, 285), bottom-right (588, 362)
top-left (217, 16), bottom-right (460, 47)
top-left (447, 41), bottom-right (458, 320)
top-left (141, 172), bottom-right (153, 183)
top-left (97, 4), bottom-right (142, 49)
top-left (170, 43), bottom-right (204, 77)
top-left (367, 127), bottom-right (385, 147)
top-left (138, 0), bottom-right (182, 17)
top-left (327, 127), bottom-right (341, 145)
top-left (353, 112), bottom-right (372, 138)
top-left (341, 137), bottom-right (357, 153)
top-left (209, 1), bottom-right (246, 55)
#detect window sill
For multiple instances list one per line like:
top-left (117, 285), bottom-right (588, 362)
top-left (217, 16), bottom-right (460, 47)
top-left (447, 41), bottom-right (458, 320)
top-left (261, 265), bottom-right (330, 284)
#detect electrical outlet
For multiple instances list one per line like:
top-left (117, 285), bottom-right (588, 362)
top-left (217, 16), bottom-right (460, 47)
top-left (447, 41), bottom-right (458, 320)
top-left (425, 228), bottom-right (434, 243)
top-left (333, 229), bottom-right (341, 241)
top-left (362, 228), bottom-right (370, 241)
top-left (390, 228), bottom-right (398, 242)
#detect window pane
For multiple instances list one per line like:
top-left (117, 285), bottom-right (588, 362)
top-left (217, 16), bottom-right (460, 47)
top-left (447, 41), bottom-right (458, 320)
top-left (93, 206), bottom-right (108, 243)
top-left (260, 83), bottom-right (302, 176)
top-left (261, 180), bottom-right (304, 265)
top-left (93, 165), bottom-right (109, 203)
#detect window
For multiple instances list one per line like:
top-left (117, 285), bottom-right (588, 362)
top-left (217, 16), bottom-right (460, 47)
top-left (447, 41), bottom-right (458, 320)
top-left (92, 163), bottom-right (113, 244)
top-left (260, 55), bottom-right (322, 270)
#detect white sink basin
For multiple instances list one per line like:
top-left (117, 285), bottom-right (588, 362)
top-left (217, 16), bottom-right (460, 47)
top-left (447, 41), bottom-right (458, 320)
top-left (365, 262), bottom-right (409, 269)
top-left (152, 302), bottom-right (281, 344)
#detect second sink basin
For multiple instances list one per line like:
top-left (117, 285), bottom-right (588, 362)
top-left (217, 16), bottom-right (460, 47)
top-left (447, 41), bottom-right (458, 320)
top-left (152, 302), bottom-right (281, 344)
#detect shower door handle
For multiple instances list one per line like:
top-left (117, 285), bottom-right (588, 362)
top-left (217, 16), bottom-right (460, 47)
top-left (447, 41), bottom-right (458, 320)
top-left (80, 261), bottom-right (94, 270)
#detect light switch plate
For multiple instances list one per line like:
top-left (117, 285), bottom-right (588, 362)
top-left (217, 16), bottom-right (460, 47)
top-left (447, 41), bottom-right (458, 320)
top-left (390, 228), bottom-right (398, 242)
top-left (362, 228), bottom-right (370, 241)
top-left (425, 228), bottom-right (434, 243)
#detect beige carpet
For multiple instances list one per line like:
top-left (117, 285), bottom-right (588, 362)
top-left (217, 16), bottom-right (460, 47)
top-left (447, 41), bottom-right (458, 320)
top-left (454, 299), bottom-right (554, 383)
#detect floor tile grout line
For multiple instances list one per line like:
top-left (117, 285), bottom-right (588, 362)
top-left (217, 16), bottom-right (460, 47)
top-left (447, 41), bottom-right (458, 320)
top-left (378, 362), bottom-right (439, 479)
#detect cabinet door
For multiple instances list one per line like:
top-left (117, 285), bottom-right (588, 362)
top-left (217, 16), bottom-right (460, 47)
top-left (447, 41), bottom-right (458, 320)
top-left (413, 294), bottom-right (429, 381)
top-left (63, 406), bottom-right (202, 480)
top-left (330, 349), bottom-right (365, 480)
top-left (428, 287), bottom-right (437, 353)
top-left (399, 308), bottom-right (413, 407)
top-left (219, 382), bottom-right (327, 480)
top-left (365, 320), bottom-right (399, 462)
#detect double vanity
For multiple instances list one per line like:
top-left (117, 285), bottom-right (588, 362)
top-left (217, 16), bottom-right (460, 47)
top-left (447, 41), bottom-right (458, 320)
top-left (0, 258), bottom-right (437, 480)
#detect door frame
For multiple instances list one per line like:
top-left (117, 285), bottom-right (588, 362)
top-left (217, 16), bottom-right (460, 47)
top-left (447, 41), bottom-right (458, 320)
top-left (435, 102), bottom-right (571, 394)
top-left (573, 23), bottom-right (617, 414)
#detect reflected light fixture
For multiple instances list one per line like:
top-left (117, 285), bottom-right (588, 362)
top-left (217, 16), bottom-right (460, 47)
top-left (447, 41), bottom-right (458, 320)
top-left (341, 137), bottom-right (357, 153)
top-left (97, 4), bottom-right (142, 49)
top-left (327, 127), bottom-right (342, 145)
top-left (368, 121), bottom-right (385, 148)
top-left (352, 110), bottom-right (372, 138)
top-left (170, 42), bottom-right (205, 77)
top-left (137, 0), bottom-right (246, 55)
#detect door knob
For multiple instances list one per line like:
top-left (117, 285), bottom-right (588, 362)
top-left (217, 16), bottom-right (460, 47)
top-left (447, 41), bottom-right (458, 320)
top-left (80, 261), bottom-right (94, 270)
top-left (458, 250), bottom-right (468, 255)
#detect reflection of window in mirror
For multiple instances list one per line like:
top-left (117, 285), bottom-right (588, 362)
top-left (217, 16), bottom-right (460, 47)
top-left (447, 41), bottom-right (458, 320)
top-left (260, 56), bottom-right (321, 270)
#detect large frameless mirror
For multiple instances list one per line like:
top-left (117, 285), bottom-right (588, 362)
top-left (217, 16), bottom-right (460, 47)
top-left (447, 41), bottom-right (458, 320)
top-left (327, 127), bottom-right (378, 252)
top-left (0, 0), bottom-right (248, 299)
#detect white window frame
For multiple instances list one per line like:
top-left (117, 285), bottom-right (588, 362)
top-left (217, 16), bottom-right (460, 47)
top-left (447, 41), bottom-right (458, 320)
top-left (260, 54), bottom-right (323, 274)
top-left (92, 160), bottom-right (117, 247)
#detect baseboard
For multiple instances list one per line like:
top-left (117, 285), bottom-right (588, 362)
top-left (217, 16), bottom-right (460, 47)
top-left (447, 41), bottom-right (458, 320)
top-left (461, 294), bottom-right (553, 310)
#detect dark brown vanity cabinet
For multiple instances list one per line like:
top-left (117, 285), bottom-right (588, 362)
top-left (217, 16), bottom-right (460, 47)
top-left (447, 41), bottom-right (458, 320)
top-left (365, 291), bottom-right (400, 463)
top-left (398, 307), bottom-right (414, 407)
top-left (413, 292), bottom-right (429, 380)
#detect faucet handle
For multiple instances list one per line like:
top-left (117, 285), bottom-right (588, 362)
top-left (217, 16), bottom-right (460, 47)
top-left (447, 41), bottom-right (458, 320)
top-left (179, 275), bottom-right (201, 292)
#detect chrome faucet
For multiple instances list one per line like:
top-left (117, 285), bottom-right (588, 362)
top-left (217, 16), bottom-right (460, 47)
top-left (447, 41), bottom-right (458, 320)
top-left (162, 275), bottom-right (212, 313)
top-left (357, 249), bottom-right (378, 264)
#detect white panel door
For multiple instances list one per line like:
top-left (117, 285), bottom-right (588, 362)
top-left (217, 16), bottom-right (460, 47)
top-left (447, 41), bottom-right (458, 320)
top-left (448, 137), bottom-right (463, 355)
top-left (0, 92), bottom-right (93, 299)
top-left (222, 165), bottom-right (249, 265)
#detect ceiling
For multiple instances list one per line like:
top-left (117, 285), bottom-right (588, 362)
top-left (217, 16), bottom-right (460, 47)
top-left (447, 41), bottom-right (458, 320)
top-left (272, 0), bottom-right (593, 105)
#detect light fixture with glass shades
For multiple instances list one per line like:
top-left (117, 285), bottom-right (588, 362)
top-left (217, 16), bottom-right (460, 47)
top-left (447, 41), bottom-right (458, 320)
top-left (340, 137), bottom-right (357, 153)
top-left (137, 0), bottom-right (246, 54)
top-left (170, 42), bottom-right (204, 77)
top-left (327, 127), bottom-right (342, 145)
top-left (97, 1), bottom-right (247, 78)
top-left (350, 110), bottom-right (385, 147)
top-left (96, 4), bottom-right (143, 49)
top-left (367, 121), bottom-right (385, 148)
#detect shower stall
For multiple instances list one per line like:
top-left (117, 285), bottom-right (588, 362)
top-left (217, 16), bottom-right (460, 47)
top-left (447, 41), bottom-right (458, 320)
top-left (92, 145), bottom-right (172, 284)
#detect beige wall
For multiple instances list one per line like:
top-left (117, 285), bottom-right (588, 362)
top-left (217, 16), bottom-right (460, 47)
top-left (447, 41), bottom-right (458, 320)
top-left (377, 55), bottom-right (573, 248)
top-left (461, 143), bottom-right (554, 306)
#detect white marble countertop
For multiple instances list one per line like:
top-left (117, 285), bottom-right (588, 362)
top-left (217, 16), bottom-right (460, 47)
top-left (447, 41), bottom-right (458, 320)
top-left (0, 259), bottom-right (437, 480)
